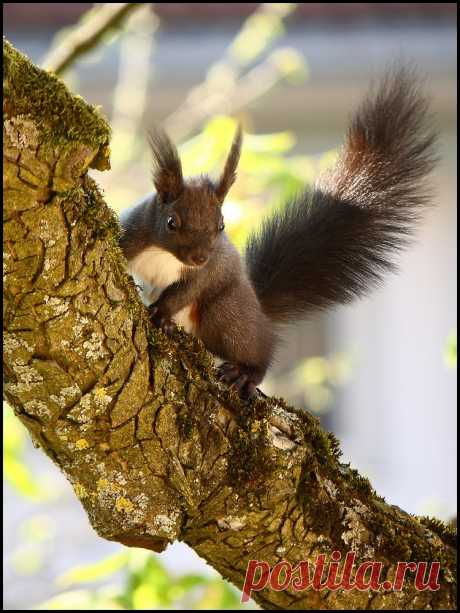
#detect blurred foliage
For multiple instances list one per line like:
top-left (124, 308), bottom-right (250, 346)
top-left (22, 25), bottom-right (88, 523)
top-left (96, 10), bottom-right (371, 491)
top-left (42, 4), bottom-right (144, 75)
top-left (293, 352), bottom-right (353, 414)
top-left (37, 549), bottom-right (250, 610)
top-left (263, 352), bottom-right (354, 415)
top-left (230, 3), bottom-right (296, 64)
top-left (444, 329), bottom-right (457, 368)
top-left (11, 543), bottom-right (46, 576)
top-left (109, 5), bottom-right (158, 167)
top-left (162, 3), bottom-right (307, 140)
top-left (3, 402), bottom-right (55, 502)
top-left (43, 3), bottom-right (134, 67)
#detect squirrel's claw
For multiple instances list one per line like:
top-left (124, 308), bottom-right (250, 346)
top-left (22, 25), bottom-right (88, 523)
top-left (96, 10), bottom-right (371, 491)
top-left (218, 362), bottom-right (258, 399)
top-left (218, 362), bottom-right (239, 382)
top-left (149, 304), bottom-right (176, 336)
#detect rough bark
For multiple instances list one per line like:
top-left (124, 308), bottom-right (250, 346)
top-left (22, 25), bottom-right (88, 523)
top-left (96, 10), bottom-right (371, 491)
top-left (3, 40), bottom-right (457, 610)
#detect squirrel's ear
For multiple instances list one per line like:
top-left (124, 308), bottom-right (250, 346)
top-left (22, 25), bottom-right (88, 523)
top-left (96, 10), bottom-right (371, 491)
top-left (148, 127), bottom-right (184, 202)
top-left (215, 124), bottom-right (243, 204)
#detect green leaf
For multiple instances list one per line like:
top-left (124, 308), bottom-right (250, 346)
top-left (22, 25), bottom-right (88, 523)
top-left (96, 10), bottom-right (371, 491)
top-left (175, 573), bottom-right (210, 591)
top-left (131, 583), bottom-right (163, 609)
top-left (3, 456), bottom-right (44, 500)
top-left (56, 551), bottom-right (129, 588)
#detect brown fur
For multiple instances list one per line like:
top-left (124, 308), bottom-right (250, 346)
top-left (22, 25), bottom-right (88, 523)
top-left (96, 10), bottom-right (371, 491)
top-left (120, 67), bottom-right (437, 398)
top-left (215, 124), bottom-right (243, 203)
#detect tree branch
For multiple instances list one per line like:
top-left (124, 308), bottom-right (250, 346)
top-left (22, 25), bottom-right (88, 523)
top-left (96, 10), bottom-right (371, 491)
top-left (3, 40), bottom-right (456, 610)
top-left (42, 3), bottom-right (144, 76)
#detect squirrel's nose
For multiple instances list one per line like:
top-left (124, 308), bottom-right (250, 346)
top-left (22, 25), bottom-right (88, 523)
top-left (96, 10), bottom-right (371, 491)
top-left (190, 254), bottom-right (207, 266)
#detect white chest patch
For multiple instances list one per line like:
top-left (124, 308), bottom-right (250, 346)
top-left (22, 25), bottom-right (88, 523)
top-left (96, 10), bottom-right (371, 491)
top-left (127, 247), bottom-right (196, 334)
top-left (127, 247), bottom-right (184, 290)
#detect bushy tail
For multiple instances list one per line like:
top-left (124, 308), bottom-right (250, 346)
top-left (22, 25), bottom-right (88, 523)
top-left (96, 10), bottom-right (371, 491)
top-left (245, 66), bottom-right (438, 323)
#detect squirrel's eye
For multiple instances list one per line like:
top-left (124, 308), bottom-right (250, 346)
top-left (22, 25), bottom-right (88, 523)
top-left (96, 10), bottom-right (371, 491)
top-left (167, 216), bottom-right (178, 231)
top-left (218, 220), bottom-right (225, 232)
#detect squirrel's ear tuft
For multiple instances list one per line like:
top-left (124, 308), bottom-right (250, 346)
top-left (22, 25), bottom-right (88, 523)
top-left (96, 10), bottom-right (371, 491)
top-left (215, 124), bottom-right (243, 204)
top-left (148, 127), bottom-right (184, 202)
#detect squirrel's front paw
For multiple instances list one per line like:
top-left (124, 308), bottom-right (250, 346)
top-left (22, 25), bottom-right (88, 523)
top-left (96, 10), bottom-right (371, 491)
top-left (149, 305), bottom-right (176, 336)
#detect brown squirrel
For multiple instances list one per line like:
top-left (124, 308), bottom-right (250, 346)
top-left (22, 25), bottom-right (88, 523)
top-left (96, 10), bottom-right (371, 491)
top-left (119, 67), bottom-right (437, 398)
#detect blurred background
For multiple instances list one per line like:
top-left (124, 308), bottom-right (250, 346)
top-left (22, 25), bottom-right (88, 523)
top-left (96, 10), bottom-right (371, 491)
top-left (3, 3), bottom-right (457, 610)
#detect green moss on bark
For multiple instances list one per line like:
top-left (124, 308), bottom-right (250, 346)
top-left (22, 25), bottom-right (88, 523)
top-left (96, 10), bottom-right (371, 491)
top-left (3, 39), bottom-right (110, 167)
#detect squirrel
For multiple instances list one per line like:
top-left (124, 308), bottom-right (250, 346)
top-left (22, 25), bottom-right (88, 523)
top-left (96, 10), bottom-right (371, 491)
top-left (119, 66), bottom-right (437, 399)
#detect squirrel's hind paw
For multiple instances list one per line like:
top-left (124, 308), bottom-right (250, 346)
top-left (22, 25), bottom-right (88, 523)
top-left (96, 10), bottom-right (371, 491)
top-left (217, 362), bottom-right (260, 399)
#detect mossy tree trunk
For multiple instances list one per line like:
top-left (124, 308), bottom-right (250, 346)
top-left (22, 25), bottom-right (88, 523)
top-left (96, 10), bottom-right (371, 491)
top-left (3, 40), bottom-right (456, 610)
